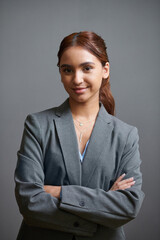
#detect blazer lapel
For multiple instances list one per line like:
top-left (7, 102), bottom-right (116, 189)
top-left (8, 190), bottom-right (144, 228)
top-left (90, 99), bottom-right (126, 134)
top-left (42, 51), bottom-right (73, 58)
top-left (54, 99), bottom-right (81, 185)
top-left (54, 99), bottom-right (113, 187)
top-left (81, 104), bottom-right (113, 187)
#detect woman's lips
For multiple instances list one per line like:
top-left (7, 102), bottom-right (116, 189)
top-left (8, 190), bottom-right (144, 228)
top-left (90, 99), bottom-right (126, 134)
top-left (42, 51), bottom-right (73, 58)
top-left (72, 87), bottom-right (88, 94)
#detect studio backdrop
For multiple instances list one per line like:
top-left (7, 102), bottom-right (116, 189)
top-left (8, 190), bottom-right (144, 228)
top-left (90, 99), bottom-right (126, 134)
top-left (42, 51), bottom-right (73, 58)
top-left (1, 0), bottom-right (160, 239)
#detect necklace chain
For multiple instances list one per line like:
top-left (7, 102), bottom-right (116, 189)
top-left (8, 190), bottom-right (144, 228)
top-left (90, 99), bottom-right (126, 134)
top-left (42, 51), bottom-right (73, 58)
top-left (72, 114), bottom-right (97, 143)
top-left (73, 117), bottom-right (96, 127)
top-left (73, 120), bottom-right (95, 143)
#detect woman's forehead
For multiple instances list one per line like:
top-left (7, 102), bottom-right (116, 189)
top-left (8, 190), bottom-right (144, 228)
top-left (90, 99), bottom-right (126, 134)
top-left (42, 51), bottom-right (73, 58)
top-left (60, 46), bottom-right (100, 65)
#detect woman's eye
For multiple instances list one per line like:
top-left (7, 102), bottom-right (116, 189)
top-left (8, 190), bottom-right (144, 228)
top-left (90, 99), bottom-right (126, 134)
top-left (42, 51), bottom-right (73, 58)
top-left (83, 66), bottom-right (92, 72)
top-left (63, 68), bottom-right (73, 73)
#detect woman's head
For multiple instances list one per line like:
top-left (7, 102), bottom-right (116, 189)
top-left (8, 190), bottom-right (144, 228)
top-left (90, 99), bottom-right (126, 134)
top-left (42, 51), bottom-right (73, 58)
top-left (57, 31), bottom-right (115, 115)
top-left (57, 31), bottom-right (109, 67)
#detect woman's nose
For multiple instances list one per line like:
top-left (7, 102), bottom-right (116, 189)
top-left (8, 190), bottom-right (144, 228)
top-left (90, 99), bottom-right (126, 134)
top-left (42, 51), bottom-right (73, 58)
top-left (72, 71), bottom-right (83, 85)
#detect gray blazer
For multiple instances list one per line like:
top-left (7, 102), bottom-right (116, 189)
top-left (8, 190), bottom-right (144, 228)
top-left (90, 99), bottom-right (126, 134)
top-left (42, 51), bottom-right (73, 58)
top-left (15, 98), bottom-right (144, 240)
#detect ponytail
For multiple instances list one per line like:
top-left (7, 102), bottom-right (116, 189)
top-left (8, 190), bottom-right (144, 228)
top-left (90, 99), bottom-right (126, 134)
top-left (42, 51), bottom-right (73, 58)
top-left (100, 77), bottom-right (115, 116)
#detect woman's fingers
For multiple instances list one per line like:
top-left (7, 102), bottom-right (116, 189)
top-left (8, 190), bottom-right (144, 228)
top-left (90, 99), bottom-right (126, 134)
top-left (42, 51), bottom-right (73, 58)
top-left (115, 173), bottom-right (126, 183)
top-left (117, 180), bottom-right (135, 190)
top-left (117, 177), bottom-right (134, 186)
top-left (110, 174), bottom-right (135, 191)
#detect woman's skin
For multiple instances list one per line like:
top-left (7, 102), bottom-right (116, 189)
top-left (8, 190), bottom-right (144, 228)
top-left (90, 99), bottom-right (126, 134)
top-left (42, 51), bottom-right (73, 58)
top-left (44, 46), bottom-right (135, 198)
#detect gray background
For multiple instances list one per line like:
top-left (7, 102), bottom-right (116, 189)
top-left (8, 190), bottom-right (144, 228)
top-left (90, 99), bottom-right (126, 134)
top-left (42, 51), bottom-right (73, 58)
top-left (1, 0), bottom-right (160, 239)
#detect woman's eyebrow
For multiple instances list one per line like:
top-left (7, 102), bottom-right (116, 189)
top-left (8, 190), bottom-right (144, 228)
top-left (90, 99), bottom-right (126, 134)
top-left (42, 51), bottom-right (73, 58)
top-left (60, 62), bottom-right (95, 68)
top-left (60, 64), bottom-right (71, 68)
top-left (80, 62), bottom-right (95, 66)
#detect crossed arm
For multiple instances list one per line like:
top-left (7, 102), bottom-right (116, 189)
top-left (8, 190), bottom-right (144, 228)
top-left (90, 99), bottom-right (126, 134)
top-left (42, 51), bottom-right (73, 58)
top-left (44, 174), bottom-right (136, 199)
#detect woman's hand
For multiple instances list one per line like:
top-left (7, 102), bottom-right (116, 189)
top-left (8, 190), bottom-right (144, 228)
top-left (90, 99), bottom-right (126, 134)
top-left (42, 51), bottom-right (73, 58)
top-left (110, 174), bottom-right (135, 191)
top-left (44, 185), bottom-right (61, 199)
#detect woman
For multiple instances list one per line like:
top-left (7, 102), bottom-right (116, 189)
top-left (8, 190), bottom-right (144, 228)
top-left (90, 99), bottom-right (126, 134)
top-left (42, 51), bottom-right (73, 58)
top-left (14, 31), bottom-right (144, 240)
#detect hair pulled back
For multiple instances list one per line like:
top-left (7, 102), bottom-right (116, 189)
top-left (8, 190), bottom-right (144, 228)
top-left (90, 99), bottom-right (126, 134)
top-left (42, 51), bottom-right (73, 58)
top-left (57, 31), bottom-right (115, 116)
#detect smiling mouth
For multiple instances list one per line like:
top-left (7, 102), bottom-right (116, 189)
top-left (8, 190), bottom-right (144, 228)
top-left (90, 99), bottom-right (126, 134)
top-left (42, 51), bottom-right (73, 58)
top-left (72, 87), bottom-right (89, 94)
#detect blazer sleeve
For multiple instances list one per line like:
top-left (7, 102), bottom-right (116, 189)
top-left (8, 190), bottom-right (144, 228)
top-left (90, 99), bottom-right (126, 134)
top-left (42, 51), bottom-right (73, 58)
top-left (14, 114), bottom-right (97, 237)
top-left (59, 127), bottom-right (145, 228)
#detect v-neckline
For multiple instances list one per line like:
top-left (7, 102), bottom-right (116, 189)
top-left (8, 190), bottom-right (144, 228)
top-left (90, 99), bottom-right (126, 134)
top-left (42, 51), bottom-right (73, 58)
top-left (79, 139), bottom-right (90, 162)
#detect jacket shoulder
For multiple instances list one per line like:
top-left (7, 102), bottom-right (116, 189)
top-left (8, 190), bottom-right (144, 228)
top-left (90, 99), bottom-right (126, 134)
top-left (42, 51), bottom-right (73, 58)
top-left (100, 104), bottom-right (137, 137)
top-left (112, 114), bottom-right (135, 131)
top-left (25, 99), bottom-right (69, 124)
top-left (108, 114), bottom-right (139, 143)
top-left (24, 106), bottom-right (59, 130)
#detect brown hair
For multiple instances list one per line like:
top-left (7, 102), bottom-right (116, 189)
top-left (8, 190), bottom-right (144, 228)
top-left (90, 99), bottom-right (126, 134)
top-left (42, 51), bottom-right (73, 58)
top-left (57, 31), bottom-right (115, 116)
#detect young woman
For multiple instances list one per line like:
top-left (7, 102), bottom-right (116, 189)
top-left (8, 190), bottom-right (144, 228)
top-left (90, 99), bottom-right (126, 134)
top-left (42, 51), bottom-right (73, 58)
top-left (15, 31), bottom-right (144, 240)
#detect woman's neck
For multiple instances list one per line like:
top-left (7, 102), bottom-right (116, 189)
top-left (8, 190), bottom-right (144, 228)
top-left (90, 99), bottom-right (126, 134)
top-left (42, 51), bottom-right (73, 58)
top-left (69, 97), bottom-right (100, 121)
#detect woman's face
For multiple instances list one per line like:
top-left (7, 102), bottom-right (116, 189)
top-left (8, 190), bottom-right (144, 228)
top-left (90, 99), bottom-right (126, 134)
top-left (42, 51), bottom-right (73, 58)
top-left (59, 46), bottom-right (109, 104)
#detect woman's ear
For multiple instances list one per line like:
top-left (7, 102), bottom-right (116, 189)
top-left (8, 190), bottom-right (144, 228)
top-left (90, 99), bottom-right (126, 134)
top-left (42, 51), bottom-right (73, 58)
top-left (102, 62), bottom-right (110, 79)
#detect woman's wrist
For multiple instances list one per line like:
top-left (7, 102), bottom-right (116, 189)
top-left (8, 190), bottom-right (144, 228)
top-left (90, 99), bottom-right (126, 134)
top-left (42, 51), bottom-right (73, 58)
top-left (44, 185), bottom-right (61, 199)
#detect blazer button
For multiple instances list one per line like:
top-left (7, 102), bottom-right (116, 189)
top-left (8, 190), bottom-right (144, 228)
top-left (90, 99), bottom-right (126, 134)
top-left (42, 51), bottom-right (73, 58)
top-left (79, 200), bottom-right (85, 207)
top-left (73, 221), bottom-right (79, 227)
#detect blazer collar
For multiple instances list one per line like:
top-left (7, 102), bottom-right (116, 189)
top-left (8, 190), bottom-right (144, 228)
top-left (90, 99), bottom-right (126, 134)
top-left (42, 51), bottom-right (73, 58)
top-left (54, 98), bottom-right (113, 186)
top-left (55, 98), bottom-right (112, 123)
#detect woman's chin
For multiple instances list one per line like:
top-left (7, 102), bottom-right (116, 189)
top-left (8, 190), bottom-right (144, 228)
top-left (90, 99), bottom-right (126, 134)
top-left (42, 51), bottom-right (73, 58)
top-left (69, 95), bottom-right (89, 104)
top-left (69, 94), bottom-right (99, 105)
